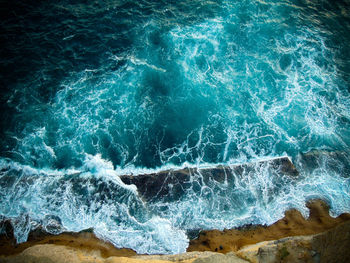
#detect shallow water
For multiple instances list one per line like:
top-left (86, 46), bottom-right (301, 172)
top-left (0, 0), bottom-right (350, 254)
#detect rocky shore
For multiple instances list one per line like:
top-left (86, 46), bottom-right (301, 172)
top-left (188, 199), bottom-right (350, 253)
top-left (1, 199), bottom-right (350, 263)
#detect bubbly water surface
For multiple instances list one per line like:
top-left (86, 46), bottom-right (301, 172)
top-left (1, 0), bottom-right (350, 254)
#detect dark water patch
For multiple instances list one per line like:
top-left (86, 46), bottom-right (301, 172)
top-left (0, 0), bottom-right (223, 154)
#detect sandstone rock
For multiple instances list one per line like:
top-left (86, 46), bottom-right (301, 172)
top-left (1, 222), bottom-right (350, 263)
top-left (236, 221), bottom-right (350, 263)
top-left (188, 199), bottom-right (350, 253)
top-left (312, 221), bottom-right (350, 263)
top-left (192, 252), bottom-right (249, 263)
top-left (0, 247), bottom-right (247, 263)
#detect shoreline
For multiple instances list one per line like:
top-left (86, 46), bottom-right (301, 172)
top-left (1, 199), bottom-right (350, 262)
top-left (188, 199), bottom-right (350, 253)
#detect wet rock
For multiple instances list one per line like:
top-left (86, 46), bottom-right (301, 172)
top-left (0, 220), bottom-right (16, 251)
top-left (120, 156), bottom-right (299, 202)
top-left (0, 220), bottom-right (15, 241)
top-left (298, 150), bottom-right (350, 177)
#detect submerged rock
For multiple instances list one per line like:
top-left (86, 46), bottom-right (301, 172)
top-left (120, 156), bottom-right (298, 202)
top-left (297, 150), bottom-right (350, 177)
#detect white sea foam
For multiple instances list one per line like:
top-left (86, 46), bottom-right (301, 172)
top-left (1, 147), bottom-right (350, 254)
top-left (82, 154), bottom-right (137, 193)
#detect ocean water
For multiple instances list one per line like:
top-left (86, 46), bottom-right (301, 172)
top-left (1, 0), bottom-right (350, 254)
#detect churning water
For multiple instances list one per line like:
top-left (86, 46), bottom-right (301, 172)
top-left (1, 0), bottom-right (350, 254)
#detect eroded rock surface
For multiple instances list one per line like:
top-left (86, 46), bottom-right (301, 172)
top-left (236, 221), bottom-right (350, 263)
top-left (120, 157), bottom-right (298, 202)
top-left (187, 200), bottom-right (350, 253)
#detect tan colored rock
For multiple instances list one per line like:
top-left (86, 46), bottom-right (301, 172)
top-left (133, 251), bottom-right (217, 261)
top-left (237, 236), bottom-right (315, 263)
top-left (0, 244), bottom-right (103, 263)
top-left (192, 252), bottom-right (248, 263)
top-left (0, 230), bottom-right (136, 258)
top-left (236, 241), bottom-right (270, 263)
top-left (312, 221), bottom-right (350, 263)
top-left (1, 222), bottom-right (350, 263)
top-left (236, 221), bottom-right (350, 263)
top-left (188, 200), bottom-right (350, 253)
top-left (0, 246), bottom-right (247, 263)
top-left (0, 244), bottom-right (177, 263)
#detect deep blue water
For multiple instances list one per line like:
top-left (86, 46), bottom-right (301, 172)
top-left (1, 0), bottom-right (350, 254)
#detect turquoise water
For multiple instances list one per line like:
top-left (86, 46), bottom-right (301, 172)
top-left (1, 0), bottom-right (350, 254)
